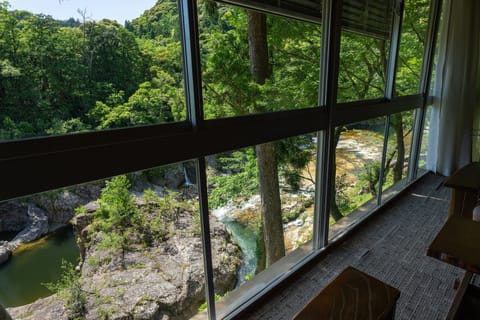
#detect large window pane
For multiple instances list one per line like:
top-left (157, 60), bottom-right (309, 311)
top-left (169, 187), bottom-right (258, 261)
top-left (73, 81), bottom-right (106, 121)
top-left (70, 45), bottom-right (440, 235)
top-left (418, 105), bottom-right (433, 175)
top-left (206, 134), bottom-right (317, 317)
top-left (330, 118), bottom-right (386, 239)
top-left (395, 0), bottom-right (430, 96)
top-left (200, 2), bottom-right (322, 119)
top-left (381, 110), bottom-right (415, 202)
top-left (337, 0), bottom-right (394, 102)
top-left (337, 31), bottom-right (391, 102)
top-left (0, 1), bottom-right (185, 141)
top-left (1, 162), bottom-right (229, 320)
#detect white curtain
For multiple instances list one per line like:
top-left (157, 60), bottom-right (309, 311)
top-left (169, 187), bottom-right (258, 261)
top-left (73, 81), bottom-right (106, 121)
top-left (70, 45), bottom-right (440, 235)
top-left (426, 0), bottom-right (480, 176)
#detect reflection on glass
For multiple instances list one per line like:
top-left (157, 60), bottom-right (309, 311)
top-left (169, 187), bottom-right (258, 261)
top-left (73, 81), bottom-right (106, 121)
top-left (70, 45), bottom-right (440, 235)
top-left (200, 2), bottom-right (321, 119)
top-left (429, 0), bottom-right (444, 97)
top-left (206, 134), bottom-right (317, 316)
top-left (418, 106), bottom-right (433, 173)
top-left (381, 111), bottom-right (415, 202)
top-left (0, 162), bottom-right (213, 320)
top-left (330, 118), bottom-right (386, 239)
top-left (395, 0), bottom-right (430, 96)
top-left (0, 1), bottom-right (185, 141)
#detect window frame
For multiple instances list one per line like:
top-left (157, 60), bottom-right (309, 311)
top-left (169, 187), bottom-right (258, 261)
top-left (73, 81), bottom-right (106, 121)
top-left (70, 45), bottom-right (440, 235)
top-left (0, 0), bottom-right (443, 318)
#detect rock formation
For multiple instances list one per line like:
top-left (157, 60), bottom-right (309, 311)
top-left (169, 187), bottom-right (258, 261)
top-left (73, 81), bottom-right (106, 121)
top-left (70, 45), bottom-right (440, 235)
top-left (0, 184), bottom-right (102, 265)
top-left (9, 189), bottom-right (242, 320)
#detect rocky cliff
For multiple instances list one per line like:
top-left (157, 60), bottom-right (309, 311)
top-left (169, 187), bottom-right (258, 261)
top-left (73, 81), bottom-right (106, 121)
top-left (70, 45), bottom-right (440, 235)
top-left (0, 183), bottom-right (102, 265)
top-left (8, 185), bottom-right (242, 320)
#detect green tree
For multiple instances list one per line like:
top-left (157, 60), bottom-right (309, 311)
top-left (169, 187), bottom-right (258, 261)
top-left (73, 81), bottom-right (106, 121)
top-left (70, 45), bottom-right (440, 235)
top-left (96, 175), bottom-right (138, 231)
top-left (81, 19), bottom-right (148, 103)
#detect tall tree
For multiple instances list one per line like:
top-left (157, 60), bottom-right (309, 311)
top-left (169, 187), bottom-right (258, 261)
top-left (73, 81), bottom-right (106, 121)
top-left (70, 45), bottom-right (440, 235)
top-left (247, 11), bottom-right (286, 268)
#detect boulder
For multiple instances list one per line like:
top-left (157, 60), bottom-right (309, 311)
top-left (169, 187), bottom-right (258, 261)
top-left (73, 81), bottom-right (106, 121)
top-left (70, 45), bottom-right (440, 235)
top-left (31, 183), bottom-right (102, 226)
top-left (7, 205), bottom-right (49, 252)
top-left (7, 295), bottom-right (67, 320)
top-left (0, 244), bottom-right (11, 265)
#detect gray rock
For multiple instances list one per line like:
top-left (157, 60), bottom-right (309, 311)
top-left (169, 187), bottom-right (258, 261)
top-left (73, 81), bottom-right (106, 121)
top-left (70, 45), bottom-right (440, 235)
top-left (0, 245), bottom-right (11, 265)
top-left (0, 202), bottom-right (28, 233)
top-left (7, 295), bottom-right (67, 320)
top-left (7, 205), bottom-right (49, 252)
top-left (31, 183), bottom-right (102, 226)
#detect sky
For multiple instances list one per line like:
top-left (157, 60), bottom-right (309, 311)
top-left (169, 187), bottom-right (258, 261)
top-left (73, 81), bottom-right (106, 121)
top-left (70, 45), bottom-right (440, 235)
top-left (7, 0), bottom-right (158, 23)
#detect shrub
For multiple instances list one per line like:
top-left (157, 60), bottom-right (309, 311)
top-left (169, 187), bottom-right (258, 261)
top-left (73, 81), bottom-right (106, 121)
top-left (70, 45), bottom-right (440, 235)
top-left (43, 260), bottom-right (85, 319)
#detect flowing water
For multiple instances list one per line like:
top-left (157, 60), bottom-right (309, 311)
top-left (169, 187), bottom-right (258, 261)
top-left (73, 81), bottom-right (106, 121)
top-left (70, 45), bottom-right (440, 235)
top-left (221, 219), bottom-right (258, 286)
top-left (0, 227), bottom-right (79, 307)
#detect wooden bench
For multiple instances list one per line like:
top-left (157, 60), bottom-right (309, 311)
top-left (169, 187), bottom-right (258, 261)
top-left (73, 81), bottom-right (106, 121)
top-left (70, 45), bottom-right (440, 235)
top-left (293, 266), bottom-right (400, 320)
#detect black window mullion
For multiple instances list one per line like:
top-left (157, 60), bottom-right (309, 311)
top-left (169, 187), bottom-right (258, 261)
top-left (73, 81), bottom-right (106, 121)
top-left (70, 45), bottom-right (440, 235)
top-left (408, 0), bottom-right (443, 181)
top-left (314, 0), bottom-right (343, 249)
top-left (385, 0), bottom-right (404, 100)
top-left (179, 0), bottom-right (216, 319)
top-left (377, 115), bottom-right (391, 204)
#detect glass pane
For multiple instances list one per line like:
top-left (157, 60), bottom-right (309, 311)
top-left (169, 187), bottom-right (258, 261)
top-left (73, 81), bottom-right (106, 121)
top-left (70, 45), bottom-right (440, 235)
top-left (330, 118), bottom-right (386, 239)
top-left (0, 1), bottom-right (185, 141)
top-left (337, 31), bottom-right (391, 102)
top-left (395, 0), bottom-right (430, 96)
top-left (1, 162), bottom-right (211, 320)
top-left (429, 0), bottom-right (444, 97)
top-left (206, 134), bottom-right (317, 317)
top-left (381, 110), bottom-right (415, 202)
top-left (200, 2), bottom-right (322, 119)
top-left (418, 105), bottom-right (433, 175)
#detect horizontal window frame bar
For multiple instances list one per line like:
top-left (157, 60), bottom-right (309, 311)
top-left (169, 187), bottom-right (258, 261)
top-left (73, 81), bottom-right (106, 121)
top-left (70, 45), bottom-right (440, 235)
top-left (333, 94), bottom-right (423, 125)
top-left (0, 107), bottom-right (328, 201)
top-left (0, 121), bottom-right (193, 162)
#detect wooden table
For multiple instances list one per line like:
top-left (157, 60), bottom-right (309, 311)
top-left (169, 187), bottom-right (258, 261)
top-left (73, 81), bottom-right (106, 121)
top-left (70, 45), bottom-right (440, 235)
top-left (443, 162), bottom-right (480, 219)
top-left (293, 266), bottom-right (400, 320)
top-left (427, 215), bottom-right (480, 319)
top-left (427, 215), bottom-right (480, 274)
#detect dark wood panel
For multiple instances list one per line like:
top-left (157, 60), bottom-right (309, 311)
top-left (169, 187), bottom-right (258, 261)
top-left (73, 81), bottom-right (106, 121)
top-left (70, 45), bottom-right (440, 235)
top-left (293, 266), bottom-right (400, 320)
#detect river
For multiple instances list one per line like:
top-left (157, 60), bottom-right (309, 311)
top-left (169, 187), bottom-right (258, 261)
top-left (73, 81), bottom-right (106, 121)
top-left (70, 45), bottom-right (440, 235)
top-left (0, 227), bottom-right (79, 307)
top-left (221, 219), bottom-right (258, 286)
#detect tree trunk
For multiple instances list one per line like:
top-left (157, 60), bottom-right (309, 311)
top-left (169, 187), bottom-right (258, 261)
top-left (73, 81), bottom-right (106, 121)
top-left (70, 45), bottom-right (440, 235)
top-left (247, 11), bottom-right (269, 85)
top-left (247, 10), bottom-right (285, 268)
top-left (256, 142), bottom-right (285, 267)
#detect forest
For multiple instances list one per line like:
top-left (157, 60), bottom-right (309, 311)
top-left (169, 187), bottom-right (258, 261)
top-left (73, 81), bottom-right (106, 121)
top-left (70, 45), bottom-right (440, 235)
top-left (0, 0), bottom-right (430, 317)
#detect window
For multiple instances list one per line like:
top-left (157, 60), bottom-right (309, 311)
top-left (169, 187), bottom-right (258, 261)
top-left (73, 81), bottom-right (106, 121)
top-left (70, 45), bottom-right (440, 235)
top-left (330, 117), bottom-right (386, 239)
top-left (200, 2), bottom-right (322, 119)
top-left (337, 0), bottom-right (395, 103)
top-left (0, 1), bottom-right (185, 141)
top-left (380, 110), bottom-right (415, 202)
top-left (206, 134), bottom-right (317, 317)
top-left (0, 0), bottom-right (441, 318)
top-left (395, 0), bottom-right (431, 96)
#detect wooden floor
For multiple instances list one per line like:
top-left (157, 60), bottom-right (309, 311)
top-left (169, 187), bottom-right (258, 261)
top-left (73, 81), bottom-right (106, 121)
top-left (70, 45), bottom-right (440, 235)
top-left (240, 173), bottom-right (465, 320)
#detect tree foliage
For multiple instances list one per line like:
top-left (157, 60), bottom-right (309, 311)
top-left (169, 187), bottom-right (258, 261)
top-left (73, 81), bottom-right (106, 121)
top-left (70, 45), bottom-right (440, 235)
top-left (0, 0), bottom-right (185, 140)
